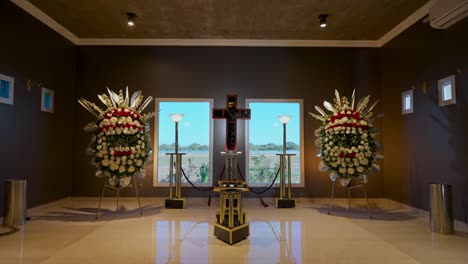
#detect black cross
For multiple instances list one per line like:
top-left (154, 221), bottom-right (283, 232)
top-left (212, 95), bottom-right (251, 151)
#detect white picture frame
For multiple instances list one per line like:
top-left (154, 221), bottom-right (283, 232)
top-left (0, 73), bottom-right (15, 105)
top-left (438, 75), bottom-right (456, 107)
top-left (41, 87), bottom-right (54, 113)
top-left (401, 90), bottom-right (413, 115)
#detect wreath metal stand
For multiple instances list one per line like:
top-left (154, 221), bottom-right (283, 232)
top-left (96, 175), bottom-right (143, 219)
top-left (328, 177), bottom-right (373, 219)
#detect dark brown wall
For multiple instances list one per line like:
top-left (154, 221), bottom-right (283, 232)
top-left (0, 1), bottom-right (77, 212)
top-left (3, 0), bottom-right (467, 214)
top-left (75, 46), bottom-right (383, 198)
top-left (381, 19), bottom-right (468, 221)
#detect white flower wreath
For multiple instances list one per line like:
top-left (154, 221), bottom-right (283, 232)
top-left (309, 90), bottom-right (383, 186)
top-left (79, 87), bottom-right (154, 181)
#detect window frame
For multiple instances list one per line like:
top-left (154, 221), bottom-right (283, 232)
top-left (401, 90), bottom-right (414, 115)
top-left (153, 98), bottom-right (214, 187)
top-left (438, 75), bottom-right (456, 107)
top-left (41, 87), bottom-right (54, 113)
top-left (245, 98), bottom-right (305, 187)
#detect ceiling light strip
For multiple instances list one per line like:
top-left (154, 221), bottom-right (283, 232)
top-left (377, 0), bottom-right (436, 47)
top-left (10, 0), bottom-right (80, 45)
top-left (78, 38), bottom-right (379, 48)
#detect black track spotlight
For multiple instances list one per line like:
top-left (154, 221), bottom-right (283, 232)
top-left (319, 14), bottom-right (328, 28)
top-left (127, 12), bottom-right (137, 27)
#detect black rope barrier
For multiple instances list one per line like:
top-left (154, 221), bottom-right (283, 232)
top-left (181, 168), bottom-right (214, 192)
top-left (180, 167), bottom-right (214, 206)
top-left (236, 164), bottom-right (281, 207)
top-left (179, 164), bottom-right (227, 206)
top-left (178, 160), bottom-right (280, 208)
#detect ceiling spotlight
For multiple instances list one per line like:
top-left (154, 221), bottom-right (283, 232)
top-left (127, 12), bottom-right (137, 27)
top-left (319, 14), bottom-right (328, 28)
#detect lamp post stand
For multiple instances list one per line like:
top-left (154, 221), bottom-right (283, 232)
top-left (276, 116), bottom-right (296, 208)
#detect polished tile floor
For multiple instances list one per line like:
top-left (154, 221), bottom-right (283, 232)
top-left (1, 197), bottom-right (468, 264)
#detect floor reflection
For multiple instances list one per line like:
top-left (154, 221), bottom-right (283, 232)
top-left (155, 220), bottom-right (210, 263)
top-left (154, 220), bottom-right (302, 263)
top-left (249, 221), bottom-right (302, 263)
top-left (4, 198), bottom-right (468, 263)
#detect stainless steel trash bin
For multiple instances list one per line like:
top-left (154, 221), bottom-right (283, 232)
top-left (429, 183), bottom-right (454, 234)
top-left (3, 179), bottom-right (27, 228)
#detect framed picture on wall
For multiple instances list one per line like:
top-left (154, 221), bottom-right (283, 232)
top-left (401, 89), bottom-right (413, 115)
top-left (438, 75), bottom-right (456, 107)
top-left (41, 87), bottom-right (54, 113)
top-left (0, 73), bottom-right (15, 105)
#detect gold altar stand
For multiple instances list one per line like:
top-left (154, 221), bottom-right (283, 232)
top-left (214, 180), bottom-right (249, 245)
top-left (212, 95), bottom-right (252, 244)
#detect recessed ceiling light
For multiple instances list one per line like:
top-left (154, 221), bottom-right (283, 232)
top-left (127, 13), bottom-right (137, 27)
top-left (319, 14), bottom-right (328, 28)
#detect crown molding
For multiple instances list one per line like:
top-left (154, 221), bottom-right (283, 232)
top-left (11, 0), bottom-right (434, 48)
top-left (78, 38), bottom-right (379, 47)
top-left (377, 0), bottom-right (436, 47)
top-left (11, 0), bottom-right (79, 45)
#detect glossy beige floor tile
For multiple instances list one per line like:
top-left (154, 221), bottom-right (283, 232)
top-left (1, 197), bottom-right (467, 263)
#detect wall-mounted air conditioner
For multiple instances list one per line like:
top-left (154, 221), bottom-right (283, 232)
top-left (429, 0), bottom-right (468, 29)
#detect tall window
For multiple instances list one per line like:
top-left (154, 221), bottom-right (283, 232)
top-left (246, 99), bottom-right (304, 186)
top-left (154, 99), bottom-right (213, 186)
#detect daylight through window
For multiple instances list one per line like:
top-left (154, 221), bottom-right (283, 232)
top-left (404, 95), bottom-right (411, 110)
top-left (246, 99), bottom-right (304, 186)
top-left (154, 99), bottom-right (213, 186)
top-left (442, 83), bottom-right (452, 101)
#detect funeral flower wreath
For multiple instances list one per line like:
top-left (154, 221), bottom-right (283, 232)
top-left (79, 88), bottom-right (154, 184)
top-left (309, 90), bottom-right (383, 186)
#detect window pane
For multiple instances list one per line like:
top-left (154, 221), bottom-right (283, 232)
top-left (404, 95), bottom-right (411, 110)
top-left (248, 102), bottom-right (301, 184)
top-left (157, 101), bottom-right (211, 184)
top-left (442, 83), bottom-right (452, 101)
top-left (44, 93), bottom-right (52, 108)
top-left (0, 80), bottom-right (10, 98)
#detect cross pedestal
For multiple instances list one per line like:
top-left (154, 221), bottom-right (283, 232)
top-left (212, 95), bottom-right (251, 244)
top-left (214, 181), bottom-right (249, 245)
top-left (221, 151), bottom-right (242, 181)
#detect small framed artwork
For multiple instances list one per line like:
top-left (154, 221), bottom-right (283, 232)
top-left (0, 73), bottom-right (14, 105)
top-left (438, 75), bottom-right (456, 107)
top-left (41, 87), bottom-right (54, 113)
top-left (401, 89), bottom-right (413, 115)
